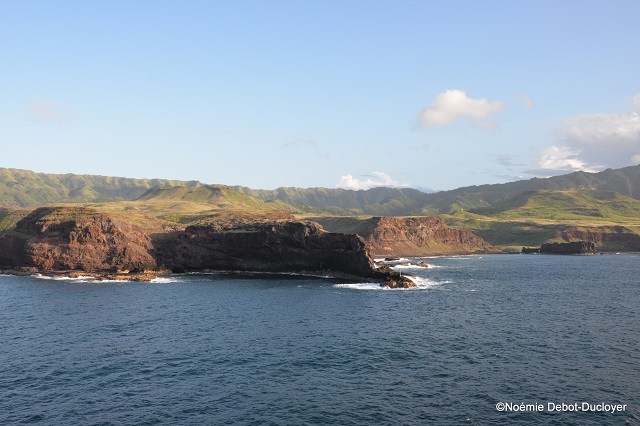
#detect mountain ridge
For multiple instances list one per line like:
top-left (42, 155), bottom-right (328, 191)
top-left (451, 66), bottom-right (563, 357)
top-left (4, 165), bottom-right (640, 217)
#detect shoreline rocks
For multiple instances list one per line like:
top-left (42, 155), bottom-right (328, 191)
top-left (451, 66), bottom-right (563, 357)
top-left (0, 206), bottom-right (416, 288)
top-left (522, 240), bottom-right (597, 255)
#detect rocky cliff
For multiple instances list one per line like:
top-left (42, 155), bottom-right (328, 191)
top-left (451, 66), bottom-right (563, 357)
top-left (552, 226), bottom-right (640, 252)
top-left (7, 207), bottom-right (162, 273)
top-left (540, 241), bottom-right (597, 254)
top-left (310, 216), bottom-right (499, 257)
top-left (0, 206), bottom-right (413, 287)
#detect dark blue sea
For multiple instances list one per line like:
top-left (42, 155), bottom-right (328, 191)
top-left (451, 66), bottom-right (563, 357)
top-left (1, 254), bottom-right (639, 425)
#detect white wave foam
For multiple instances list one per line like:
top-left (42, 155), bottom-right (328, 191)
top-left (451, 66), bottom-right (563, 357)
top-left (150, 277), bottom-right (182, 283)
top-left (374, 257), bottom-right (410, 263)
top-left (334, 283), bottom-right (388, 291)
top-left (31, 274), bottom-right (96, 282)
top-left (406, 276), bottom-right (452, 289)
top-left (392, 263), bottom-right (442, 270)
top-left (334, 276), bottom-right (451, 291)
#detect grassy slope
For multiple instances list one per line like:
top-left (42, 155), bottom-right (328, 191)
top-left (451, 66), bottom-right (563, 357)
top-left (442, 190), bottom-right (640, 251)
top-left (79, 185), bottom-right (306, 225)
top-left (0, 168), bottom-right (202, 207)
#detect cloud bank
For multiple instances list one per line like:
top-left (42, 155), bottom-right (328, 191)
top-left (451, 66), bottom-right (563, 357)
top-left (530, 108), bottom-right (640, 176)
top-left (417, 89), bottom-right (504, 128)
top-left (336, 172), bottom-right (409, 190)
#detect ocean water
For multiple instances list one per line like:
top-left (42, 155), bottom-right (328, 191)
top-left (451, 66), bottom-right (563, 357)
top-left (1, 254), bottom-right (639, 425)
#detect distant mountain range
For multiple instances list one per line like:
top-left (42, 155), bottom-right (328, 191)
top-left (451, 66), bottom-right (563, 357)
top-left (3, 165), bottom-right (640, 215)
top-left (2, 165), bottom-right (640, 251)
top-left (234, 165), bottom-right (640, 215)
top-left (0, 168), bottom-right (202, 207)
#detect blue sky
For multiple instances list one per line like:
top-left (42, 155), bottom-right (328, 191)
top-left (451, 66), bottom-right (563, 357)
top-left (1, 0), bottom-right (639, 191)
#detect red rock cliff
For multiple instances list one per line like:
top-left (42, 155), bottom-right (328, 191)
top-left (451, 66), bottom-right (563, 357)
top-left (310, 216), bottom-right (499, 257)
top-left (0, 206), bottom-right (413, 287)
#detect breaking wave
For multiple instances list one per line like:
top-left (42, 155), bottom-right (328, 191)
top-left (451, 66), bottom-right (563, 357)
top-left (334, 276), bottom-right (451, 291)
top-left (31, 274), bottom-right (96, 282)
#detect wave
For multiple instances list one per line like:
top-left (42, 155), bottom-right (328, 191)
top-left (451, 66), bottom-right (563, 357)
top-left (150, 277), bottom-right (183, 284)
top-left (334, 282), bottom-right (386, 291)
top-left (31, 274), bottom-right (96, 282)
top-left (334, 276), bottom-right (451, 291)
top-left (374, 257), bottom-right (410, 263)
top-left (407, 276), bottom-right (452, 289)
top-left (391, 263), bottom-right (442, 270)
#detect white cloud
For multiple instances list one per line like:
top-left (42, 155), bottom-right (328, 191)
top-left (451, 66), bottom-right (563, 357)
top-left (634, 93), bottom-right (640, 110)
top-left (417, 89), bottom-right (504, 128)
top-left (523, 95), bottom-right (534, 108)
top-left (336, 171), bottom-right (409, 190)
top-left (531, 110), bottom-right (640, 175)
top-left (29, 99), bottom-right (66, 122)
top-left (530, 145), bottom-right (600, 175)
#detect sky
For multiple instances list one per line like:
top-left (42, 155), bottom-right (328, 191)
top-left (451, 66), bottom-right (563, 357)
top-left (1, 0), bottom-right (639, 191)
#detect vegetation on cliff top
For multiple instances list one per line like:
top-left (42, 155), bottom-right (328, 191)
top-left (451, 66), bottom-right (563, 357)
top-left (4, 165), bottom-right (640, 251)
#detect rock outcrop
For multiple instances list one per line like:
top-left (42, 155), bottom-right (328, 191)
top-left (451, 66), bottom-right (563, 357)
top-left (540, 241), bottom-right (597, 254)
top-left (11, 207), bottom-right (160, 273)
top-left (310, 216), bottom-right (499, 257)
top-left (552, 226), bottom-right (640, 252)
top-left (0, 206), bottom-right (414, 287)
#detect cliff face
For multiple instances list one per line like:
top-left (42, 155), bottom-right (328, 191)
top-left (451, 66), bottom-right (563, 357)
top-left (310, 216), bottom-right (499, 257)
top-left (540, 241), bottom-right (597, 254)
top-left (553, 226), bottom-right (640, 252)
top-left (153, 221), bottom-right (381, 279)
top-left (10, 207), bottom-right (159, 272)
top-left (0, 206), bottom-right (411, 286)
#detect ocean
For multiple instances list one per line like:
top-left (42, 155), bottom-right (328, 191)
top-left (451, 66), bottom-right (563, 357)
top-left (1, 254), bottom-right (638, 425)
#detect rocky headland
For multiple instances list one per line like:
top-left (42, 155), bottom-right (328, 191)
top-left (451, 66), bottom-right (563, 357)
top-left (0, 206), bottom-right (414, 288)
top-left (309, 216), bottom-right (499, 257)
top-left (521, 240), bottom-right (598, 254)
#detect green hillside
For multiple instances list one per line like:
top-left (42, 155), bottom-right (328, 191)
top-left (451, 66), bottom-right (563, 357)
top-left (441, 190), bottom-right (640, 251)
top-left (469, 190), bottom-right (640, 222)
top-left (6, 165), bottom-right (640, 216)
top-left (420, 166), bottom-right (640, 214)
top-left (237, 165), bottom-right (640, 215)
top-left (0, 168), bottom-right (202, 207)
top-left (81, 184), bottom-right (317, 224)
top-left (4, 165), bottom-right (640, 251)
top-left (233, 186), bottom-right (430, 216)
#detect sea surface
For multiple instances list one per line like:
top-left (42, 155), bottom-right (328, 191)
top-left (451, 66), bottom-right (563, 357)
top-left (1, 254), bottom-right (639, 425)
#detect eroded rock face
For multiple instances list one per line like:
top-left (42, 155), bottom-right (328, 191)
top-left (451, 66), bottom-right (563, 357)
top-left (153, 221), bottom-right (380, 279)
top-left (553, 226), bottom-right (640, 252)
top-left (13, 207), bottom-right (158, 272)
top-left (0, 206), bottom-right (413, 286)
top-left (311, 216), bottom-right (499, 257)
top-left (540, 241), bottom-right (597, 254)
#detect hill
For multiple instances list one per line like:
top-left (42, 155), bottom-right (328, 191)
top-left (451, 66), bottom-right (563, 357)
top-left (235, 165), bottom-right (640, 215)
top-left (4, 165), bottom-right (640, 251)
top-left (419, 165), bottom-right (640, 214)
top-left (441, 190), bottom-right (640, 251)
top-left (5, 165), bottom-right (640, 217)
top-left (0, 168), bottom-right (202, 207)
top-left (82, 185), bottom-right (315, 224)
top-left (232, 186), bottom-right (431, 216)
